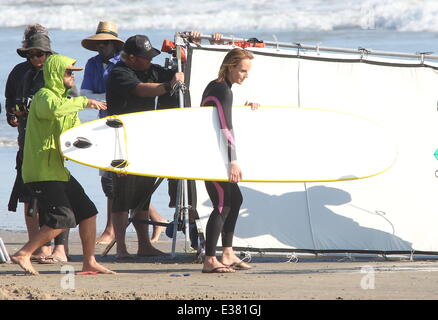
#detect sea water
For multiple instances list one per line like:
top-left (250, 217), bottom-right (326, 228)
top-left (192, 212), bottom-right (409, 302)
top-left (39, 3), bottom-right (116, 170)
top-left (1, 0), bottom-right (438, 231)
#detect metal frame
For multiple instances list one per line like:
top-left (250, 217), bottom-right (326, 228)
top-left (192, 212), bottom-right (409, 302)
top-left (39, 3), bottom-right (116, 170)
top-left (170, 33), bottom-right (192, 257)
top-left (194, 34), bottom-right (438, 62)
top-left (0, 238), bottom-right (11, 263)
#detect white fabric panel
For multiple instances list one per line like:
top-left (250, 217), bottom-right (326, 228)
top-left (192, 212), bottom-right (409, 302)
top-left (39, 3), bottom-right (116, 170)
top-left (188, 45), bottom-right (438, 253)
top-left (196, 181), bottom-right (315, 250)
top-left (189, 46), bottom-right (300, 108)
top-left (300, 59), bottom-right (438, 252)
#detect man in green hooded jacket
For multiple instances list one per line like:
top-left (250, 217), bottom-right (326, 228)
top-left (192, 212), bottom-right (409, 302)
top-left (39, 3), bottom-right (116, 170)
top-left (12, 54), bottom-right (115, 275)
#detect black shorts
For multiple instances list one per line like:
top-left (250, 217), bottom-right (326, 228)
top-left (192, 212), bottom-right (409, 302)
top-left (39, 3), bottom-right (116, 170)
top-left (112, 174), bottom-right (156, 212)
top-left (8, 167), bottom-right (33, 211)
top-left (8, 151), bottom-right (32, 212)
top-left (101, 175), bottom-right (113, 199)
top-left (27, 176), bottom-right (98, 229)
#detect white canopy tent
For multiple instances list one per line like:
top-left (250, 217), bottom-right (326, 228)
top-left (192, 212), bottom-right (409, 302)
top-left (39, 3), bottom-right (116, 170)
top-left (183, 39), bottom-right (438, 256)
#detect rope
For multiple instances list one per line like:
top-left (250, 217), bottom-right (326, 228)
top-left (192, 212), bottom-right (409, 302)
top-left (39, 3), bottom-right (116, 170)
top-left (240, 251), bottom-right (252, 263)
top-left (170, 81), bottom-right (188, 96)
top-left (110, 115), bottom-right (129, 172)
top-left (286, 253), bottom-right (299, 263)
top-left (358, 47), bottom-right (371, 61)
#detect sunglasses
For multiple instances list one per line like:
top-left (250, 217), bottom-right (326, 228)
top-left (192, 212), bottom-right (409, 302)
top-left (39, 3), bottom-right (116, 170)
top-left (27, 52), bottom-right (45, 59)
top-left (96, 40), bottom-right (111, 46)
top-left (65, 69), bottom-right (74, 76)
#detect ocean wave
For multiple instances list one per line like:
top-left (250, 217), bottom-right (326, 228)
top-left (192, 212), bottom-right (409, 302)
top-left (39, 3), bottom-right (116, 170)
top-left (0, 138), bottom-right (17, 147)
top-left (1, 0), bottom-right (438, 32)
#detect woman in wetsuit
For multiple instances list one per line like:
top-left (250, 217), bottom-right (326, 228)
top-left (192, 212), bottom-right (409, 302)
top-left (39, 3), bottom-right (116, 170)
top-left (201, 48), bottom-right (258, 273)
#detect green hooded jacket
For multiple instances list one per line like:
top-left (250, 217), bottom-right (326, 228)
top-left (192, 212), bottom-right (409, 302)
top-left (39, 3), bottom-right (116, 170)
top-left (22, 54), bottom-right (88, 183)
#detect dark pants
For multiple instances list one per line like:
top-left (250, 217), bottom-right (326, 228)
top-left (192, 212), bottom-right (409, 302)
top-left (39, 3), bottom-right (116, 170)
top-left (204, 181), bottom-right (243, 257)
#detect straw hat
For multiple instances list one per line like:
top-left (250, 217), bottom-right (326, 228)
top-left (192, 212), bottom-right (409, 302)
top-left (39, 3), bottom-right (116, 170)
top-left (81, 21), bottom-right (124, 51)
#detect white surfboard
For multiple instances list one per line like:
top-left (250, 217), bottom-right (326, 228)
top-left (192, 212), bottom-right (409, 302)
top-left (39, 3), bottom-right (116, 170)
top-left (60, 106), bottom-right (397, 182)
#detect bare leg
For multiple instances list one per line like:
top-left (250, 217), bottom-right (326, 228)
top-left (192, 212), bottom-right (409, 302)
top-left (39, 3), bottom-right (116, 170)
top-left (96, 198), bottom-right (115, 245)
top-left (63, 229), bottom-right (69, 257)
top-left (148, 204), bottom-right (167, 243)
top-left (11, 225), bottom-right (65, 275)
top-left (134, 209), bottom-right (166, 256)
top-left (24, 202), bottom-right (40, 240)
top-left (23, 203), bottom-right (51, 258)
top-left (79, 215), bottom-right (115, 274)
top-left (111, 210), bottom-right (131, 258)
top-left (50, 229), bottom-right (70, 262)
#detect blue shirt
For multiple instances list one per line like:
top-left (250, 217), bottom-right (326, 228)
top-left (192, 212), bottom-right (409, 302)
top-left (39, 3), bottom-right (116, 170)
top-left (81, 53), bottom-right (120, 117)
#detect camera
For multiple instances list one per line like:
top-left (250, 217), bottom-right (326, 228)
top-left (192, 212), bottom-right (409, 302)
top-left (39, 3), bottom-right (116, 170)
top-left (15, 95), bottom-right (33, 116)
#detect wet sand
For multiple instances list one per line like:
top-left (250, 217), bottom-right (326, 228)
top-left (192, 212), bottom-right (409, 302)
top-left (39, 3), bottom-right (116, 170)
top-left (1, 229), bottom-right (438, 301)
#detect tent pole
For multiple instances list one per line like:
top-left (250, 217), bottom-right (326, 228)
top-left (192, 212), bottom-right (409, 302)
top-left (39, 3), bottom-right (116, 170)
top-left (191, 34), bottom-right (438, 62)
top-left (171, 179), bottom-right (182, 258)
top-left (170, 33), bottom-right (191, 257)
top-left (0, 238), bottom-right (9, 263)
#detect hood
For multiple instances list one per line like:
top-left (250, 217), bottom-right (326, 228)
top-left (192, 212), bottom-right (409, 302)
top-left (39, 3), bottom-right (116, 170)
top-left (43, 54), bottom-right (77, 97)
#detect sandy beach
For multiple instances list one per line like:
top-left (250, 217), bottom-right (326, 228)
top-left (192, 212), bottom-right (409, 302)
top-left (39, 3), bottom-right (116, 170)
top-left (1, 229), bottom-right (438, 301)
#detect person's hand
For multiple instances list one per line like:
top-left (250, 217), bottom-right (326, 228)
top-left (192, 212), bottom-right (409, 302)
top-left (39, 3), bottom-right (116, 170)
top-left (116, 171), bottom-right (127, 177)
top-left (210, 33), bottom-right (224, 45)
top-left (189, 31), bottom-right (202, 44)
top-left (171, 72), bottom-right (185, 87)
top-left (6, 113), bottom-right (18, 127)
top-left (86, 99), bottom-right (107, 110)
top-left (229, 161), bottom-right (242, 183)
top-left (245, 101), bottom-right (260, 110)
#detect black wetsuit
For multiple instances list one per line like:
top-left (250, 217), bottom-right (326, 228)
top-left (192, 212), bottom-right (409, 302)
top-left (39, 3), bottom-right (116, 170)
top-left (201, 79), bottom-right (243, 257)
top-left (8, 66), bottom-right (44, 211)
top-left (4, 61), bottom-right (32, 127)
top-left (5, 61), bottom-right (32, 210)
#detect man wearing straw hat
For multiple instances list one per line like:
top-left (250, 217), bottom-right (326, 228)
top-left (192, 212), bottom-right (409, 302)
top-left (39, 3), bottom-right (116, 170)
top-left (81, 21), bottom-right (124, 106)
top-left (81, 22), bottom-right (169, 246)
top-left (81, 21), bottom-right (124, 246)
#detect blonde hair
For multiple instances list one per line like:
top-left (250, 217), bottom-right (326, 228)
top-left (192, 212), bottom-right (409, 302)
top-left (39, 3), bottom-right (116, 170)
top-left (218, 48), bottom-right (254, 81)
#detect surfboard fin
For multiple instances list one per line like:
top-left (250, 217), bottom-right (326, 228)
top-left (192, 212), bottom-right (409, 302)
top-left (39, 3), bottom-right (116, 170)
top-left (73, 137), bottom-right (92, 149)
top-left (106, 118), bottom-right (123, 128)
top-left (111, 159), bottom-right (128, 168)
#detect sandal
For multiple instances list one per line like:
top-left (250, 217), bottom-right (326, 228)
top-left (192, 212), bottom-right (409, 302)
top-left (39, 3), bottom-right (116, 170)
top-left (38, 255), bottom-right (67, 264)
top-left (202, 266), bottom-right (235, 273)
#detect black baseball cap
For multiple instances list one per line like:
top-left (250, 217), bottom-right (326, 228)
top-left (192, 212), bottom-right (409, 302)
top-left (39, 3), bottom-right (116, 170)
top-left (123, 35), bottom-right (160, 60)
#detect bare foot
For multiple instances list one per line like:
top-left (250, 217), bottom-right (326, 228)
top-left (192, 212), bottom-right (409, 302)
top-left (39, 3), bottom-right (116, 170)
top-left (220, 254), bottom-right (251, 270)
top-left (150, 224), bottom-right (167, 243)
top-left (137, 246), bottom-right (167, 257)
top-left (11, 255), bottom-right (39, 275)
top-left (203, 256), bottom-right (234, 273)
top-left (82, 260), bottom-right (116, 274)
top-left (96, 231), bottom-right (115, 245)
top-left (33, 245), bottom-right (52, 259)
top-left (50, 249), bottom-right (68, 263)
